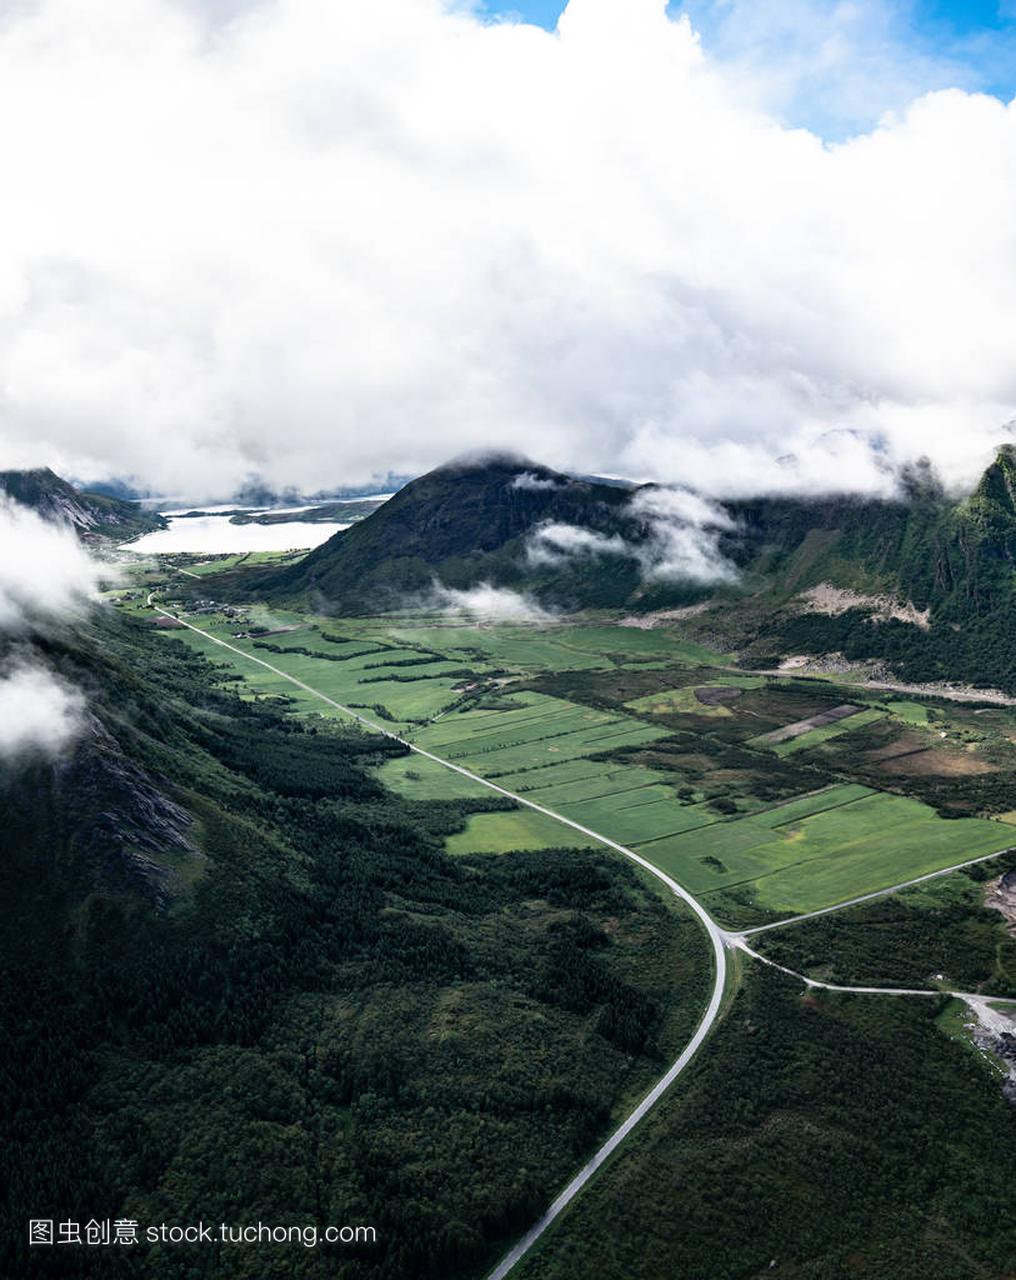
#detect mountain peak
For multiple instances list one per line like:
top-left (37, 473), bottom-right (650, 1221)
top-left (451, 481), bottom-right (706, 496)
top-left (972, 443), bottom-right (1016, 517)
top-left (247, 453), bottom-right (644, 613)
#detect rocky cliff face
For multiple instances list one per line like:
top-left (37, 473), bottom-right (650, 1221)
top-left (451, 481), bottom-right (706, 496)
top-left (0, 467), bottom-right (164, 538)
top-left (3, 716), bottom-right (200, 911)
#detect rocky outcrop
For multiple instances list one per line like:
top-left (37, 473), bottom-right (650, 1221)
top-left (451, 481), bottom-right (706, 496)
top-left (986, 869), bottom-right (1016, 931)
top-left (4, 717), bottom-right (201, 910)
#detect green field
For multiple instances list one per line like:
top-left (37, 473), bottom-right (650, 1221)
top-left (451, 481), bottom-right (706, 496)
top-left (445, 808), bottom-right (599, 854)
top-left (626, 686), bottom-right (733, 718)
top-left (158, 608), bottom-right (1014, 921)
top-left (376, 752), bottom-right (487, 800)
top-left (160, 615), bottom-right (478, 729)
top-left (636, 789), bottom-right (1013, 917)
top-left (174, 549), bottom-right (307, 576)
top-left (886, 700), bottom-right (931, 725)
top-left (626, 676), bottom-right (768, 720)
top-left (771, 707), bottom-right (885, 755)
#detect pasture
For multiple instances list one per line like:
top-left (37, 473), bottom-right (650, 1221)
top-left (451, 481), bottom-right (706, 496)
top-left (635, 789), bottom-right (1013, 918)
top-left (445, 809), bottom-right (599, 854)
top-left (158, 607), bottom-right (1013, 925)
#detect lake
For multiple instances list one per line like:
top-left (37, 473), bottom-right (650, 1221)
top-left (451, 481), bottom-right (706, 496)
top-left (124, 511), bottom-right (350, 553)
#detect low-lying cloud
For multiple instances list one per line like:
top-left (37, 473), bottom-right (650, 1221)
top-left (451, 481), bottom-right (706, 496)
top-left (0, 498), bottom-right (106, 763)
top-left (511, 472), bottom-right (565, 493)
top-left (0, 498), bottom-right (107, 632)
top-left (629, 488), bottom-right (739, 584)
top-left (0, 663), bottom-right (86, 762)
top-left (428, 582), bottom-right (556, 623)
top-left (528, 522), bottom-right (629, 565)
top-left (526, 486), bottom-right (739, 586)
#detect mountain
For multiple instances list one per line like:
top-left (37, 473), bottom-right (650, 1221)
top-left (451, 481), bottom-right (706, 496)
top-left (717, 447), bottom-right (1016, 690)
top-left (240, 446), bottom-right (1016, 692)
top-left (244, 454), bottom-right (706, 612)
top-left (0, 466), bottom-right (165, 539)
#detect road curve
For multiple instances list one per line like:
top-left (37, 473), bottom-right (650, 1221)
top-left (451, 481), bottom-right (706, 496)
top-left (146, 595), bottom-right (730, 1279)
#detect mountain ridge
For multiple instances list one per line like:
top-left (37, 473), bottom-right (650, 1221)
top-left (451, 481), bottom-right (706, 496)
top-left (231, 446), bottom-right (1016, 691)
top-left (0, 466), bottom-right (165, 539)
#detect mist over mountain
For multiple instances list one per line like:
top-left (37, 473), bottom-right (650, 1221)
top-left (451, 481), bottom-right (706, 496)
top-left (233, 446), bottom-right (1016, 692)
top-left (242, 455), bottom-right (719, 614)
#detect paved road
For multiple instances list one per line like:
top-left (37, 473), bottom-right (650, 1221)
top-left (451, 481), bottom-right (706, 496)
top-left (738, 937), bottom-right (1016, 1006)
top-left (146, 595), bottom-right (731, 1278)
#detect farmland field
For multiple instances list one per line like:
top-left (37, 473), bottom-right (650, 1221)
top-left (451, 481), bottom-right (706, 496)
top-left (636, 789), bottom-right (1013, 917)
top-left (445, 809), bottom-right (599, 854)
top-left (769, 707), bottom-right (885, 755)
top-left (155, 604), bottom-right (1015, 926)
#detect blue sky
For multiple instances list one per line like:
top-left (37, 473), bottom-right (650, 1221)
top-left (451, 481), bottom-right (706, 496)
top-left (482, 0), bottom-right (1016, 136)
top-left (488, 0), bottom-right (1016, 36)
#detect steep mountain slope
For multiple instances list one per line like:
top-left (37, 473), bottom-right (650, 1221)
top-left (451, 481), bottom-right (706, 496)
top-left (0, 467), bottom-right (164, 539)
top-left (721, 452), bottom-right (1015, 615)
top-left (719, 448), bottom-right (1016, 690)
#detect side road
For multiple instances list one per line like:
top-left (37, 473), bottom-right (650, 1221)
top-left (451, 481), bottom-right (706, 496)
top-left (736, 937), bottom-right (1016, 1006)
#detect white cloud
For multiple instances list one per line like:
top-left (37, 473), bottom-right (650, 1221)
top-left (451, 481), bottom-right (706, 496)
top-left (0, 662), bottom-right (86, 761)
top-left (0, 0), bottom-right (1014, 496)
top-left (0, 497), bottom-right (105, 762)
top-left (429, 581), bottom-right (556, 622)
top-left (511, 472), bottom-right (564, 491)
top-left (629, 486), bottom-right (738, 583)
top-left (527, 521), bottom-right (628, 564)
top-left (526, 488), bottom-right (737, 584)
top-left (630, 486), bottom-right (734, 532)
top-left (0, 498), bottom-right (108, 632)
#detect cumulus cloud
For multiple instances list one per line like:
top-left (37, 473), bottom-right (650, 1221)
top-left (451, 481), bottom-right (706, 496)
top-left (0, 663), bottom-right (86, 761)
top-left (0, 499), bottom-right (108, 632)
top-left (428, 582), bottom-right (556, 622)
top-left (0, 0), bottom-right (1014, 496)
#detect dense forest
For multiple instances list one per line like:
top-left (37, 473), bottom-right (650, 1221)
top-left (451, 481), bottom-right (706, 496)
top-left (514, 962), bottom-right (1016, 1280)
top-left (754, 856), bottom-right (1016, 996)
top-left (0, 612), bottom-right (708, 1279)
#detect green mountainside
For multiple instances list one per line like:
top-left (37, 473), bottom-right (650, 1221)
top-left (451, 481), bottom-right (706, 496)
top-left (245, 456), bottom-right (661, 612)
top-left (241, 448), bottom-right (1016, 690)
top-left (0, 466), bottom-right (164, 539)
top-left (724, 448), bottom-right (1016, 690)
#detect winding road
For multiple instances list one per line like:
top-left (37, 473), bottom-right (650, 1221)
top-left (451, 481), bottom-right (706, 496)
top-left (147, 593), bottom-right (731, 1274)
top-left (145, 591), bottom-right (1016, 1280)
